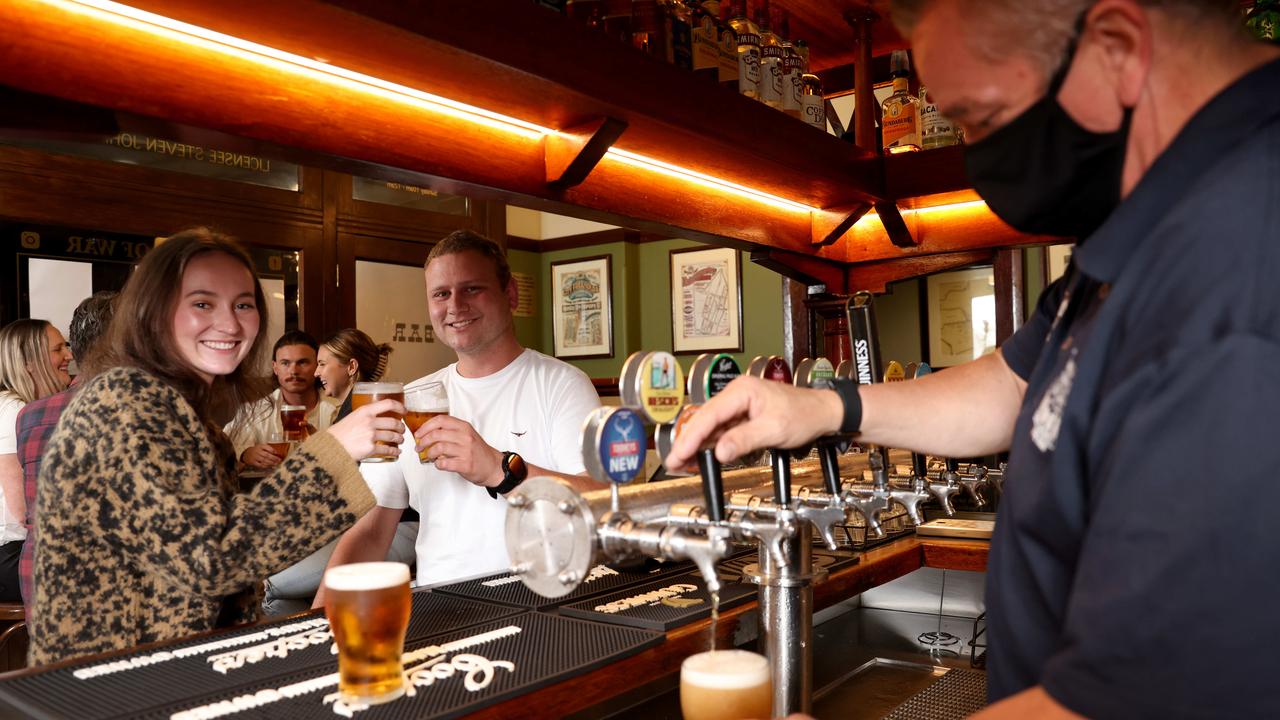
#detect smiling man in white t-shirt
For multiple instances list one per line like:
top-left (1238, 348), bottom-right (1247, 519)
top-left (317, 231), bottom-right (601, 593)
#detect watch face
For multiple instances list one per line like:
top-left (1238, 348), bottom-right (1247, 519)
top-left (506, 452), bottom-right (528, 481)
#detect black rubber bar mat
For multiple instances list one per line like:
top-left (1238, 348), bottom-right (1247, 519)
top-left (556, 573), bottom-right (756, 631)
top-left (717, 548), bottom-right (859, 583)
top-left (431, 558), bottom-right (691, 609)
top-left (0, 591), bottom-right (522, 720)
top-left (881, 668), bottom-right (988, 719)
top-left (138, 611), bottom-right (663, 720)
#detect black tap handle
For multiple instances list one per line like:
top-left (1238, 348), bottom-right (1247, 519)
top-left (771, 448), bottom-right (793, 506)
top-left (819, 443), bottom-right (842, 498)
top-left (912, 451), bottom-right (928, 479)
top-left (945, 457), bottom-right (960, 474)
top-left (697, 448), bottom-right (726, 523)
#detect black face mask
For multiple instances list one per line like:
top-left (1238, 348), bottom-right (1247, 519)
top-left (963, 34), bottom-right (1133, 240)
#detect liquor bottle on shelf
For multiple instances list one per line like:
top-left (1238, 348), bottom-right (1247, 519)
top-left (728, 0), bottom-right (761, 99)
top-left (691, 1), bottom-right (722, 82)
top-left (800, 66), bottom-right (825, 131)
top-left (717, 0), bottom-right (739, 87)
top-left (565, 0), bottom-right (603, 28)
top-left (756, 0), bottom-right (785, 108)
top-left (669, 0), bottom-right (694, 69)
top-left (919, 87), bottom-right (960, 149)
top-left (779, 10), bottom-right (803, 119)
top-left (632, 0), bottom-right (663, 56)
top-left (881, 49), bottom-right (922, 154)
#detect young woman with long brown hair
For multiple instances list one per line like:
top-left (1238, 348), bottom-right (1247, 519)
top-left (29, 228), bottom-right (406, 665)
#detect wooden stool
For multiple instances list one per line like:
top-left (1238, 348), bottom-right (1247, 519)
top-left (0, 603), bottom-right (28, 673)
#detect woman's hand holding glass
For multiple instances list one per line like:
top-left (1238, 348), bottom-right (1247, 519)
top-left (329, 399), bottom-right (407, 462)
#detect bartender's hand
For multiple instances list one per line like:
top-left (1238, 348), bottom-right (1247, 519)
top-left (328, 399), bottom-right (407, 461)
top-left (665, 375), bottom-right (844, 471)
top-left (241, 443), bottom-right (283, 469)
top-left (415, 415), bottom-right (503, 487)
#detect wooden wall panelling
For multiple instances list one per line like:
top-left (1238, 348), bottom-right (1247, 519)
top-left (993, 247), bottom-right (1024, 345)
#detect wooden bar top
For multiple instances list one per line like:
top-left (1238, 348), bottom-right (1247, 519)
top-left (469, 534), bottom-right (989, 719)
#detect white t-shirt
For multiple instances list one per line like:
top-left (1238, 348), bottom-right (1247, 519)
top-left (0, 391), bottom-right (28, 543)
top-left (224, 388), bottom-right (340, 458)
top-left (361, 349), bottom-right (600, 585)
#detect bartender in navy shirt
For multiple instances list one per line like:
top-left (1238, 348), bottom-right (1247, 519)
top-left (668, 1), bottom-right (1280, 718)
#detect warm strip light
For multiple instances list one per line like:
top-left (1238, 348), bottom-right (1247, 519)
top-left (853, 199), bottom-right (991, 228)
top-left (45, 0), bottom-right (823, 214)
top-left (605, 147), bottom-right (818, 214)
top-left (47, 0), bottom-right (555, 139)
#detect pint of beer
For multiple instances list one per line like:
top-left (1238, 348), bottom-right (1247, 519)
top-left (324, 562), bottom-right (412, 706)
top-left (403, 381), bottom-right (449, 463)
top-left (351, 381), bottom-right (405, 462)
top-left (680, 649), bottom-right (773, 720)
top-left (280, 404), bottom-right (309, 441)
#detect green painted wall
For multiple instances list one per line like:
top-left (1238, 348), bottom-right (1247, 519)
top-left (506, 248), bottom-right (542, 351)
top-left (519, 239), bottom-right (786, 379)
top-left (876, 278), bottom-right (924, 367)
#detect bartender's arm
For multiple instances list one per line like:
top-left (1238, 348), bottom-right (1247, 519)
top-left (667, 351), bottom-right (1027, 470)
top-left (973, 686), bottom-right (1082, 719)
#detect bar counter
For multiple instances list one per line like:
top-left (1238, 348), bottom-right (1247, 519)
top-left (469, 535), bottom-right (989, 719)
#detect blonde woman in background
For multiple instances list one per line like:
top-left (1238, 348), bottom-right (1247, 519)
top-left (0, 319), bottom-right (72, 601)
top-left (315, 328), bottom-right (392, 422)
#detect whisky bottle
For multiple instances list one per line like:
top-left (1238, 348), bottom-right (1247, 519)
top-left (565, 0), bottom-right (603, 28)
top-left (728, 0), bottom-right (761, 98)
top-left (881, 50), bottom-right (921, 154)
top-left (632, 0), bottom-right (662, 55)
top-left (800, 67), bottom-right (825, 131)
top-left (757, 1), bottom-right (785, 108)
top-left (692, 1), bottom-right (722, 82)
top-left (919, 87), bottom-right (960, 149)
top-left (716, 0), bottom-right (739, 87)
top-left (779, 9), bottom-right (803, 119)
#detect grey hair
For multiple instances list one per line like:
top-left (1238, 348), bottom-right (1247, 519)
top-left (67, 291), bottom-right (118, 359)
top-left (889, 0), bottom-right (1245, 80)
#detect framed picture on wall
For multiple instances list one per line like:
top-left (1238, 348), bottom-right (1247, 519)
top-left (924, 266), bottom-right (996, 368)
top-left (550, 255), bottom-right (614, 359)
top-left (670, 246), bottom-right (743, 354)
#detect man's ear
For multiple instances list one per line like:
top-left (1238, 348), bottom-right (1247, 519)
top-left (506, 278), bottom-right (519, 311)
top-left (1086, 0), bottom-right (1152, 107)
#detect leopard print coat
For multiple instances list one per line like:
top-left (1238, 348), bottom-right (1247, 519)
top-left (30, 366), bottom-right (375, 665)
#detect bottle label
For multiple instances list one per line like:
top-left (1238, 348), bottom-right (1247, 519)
top-left (882, 103), bottom-right (920, 150)
top-left (760, 46), bottom-right (783, 104)
top-left (738, 45), bottom-right (761, 93)
top-left (783, 58), bottom-right (802, 111)
top-left (802, 94), bottom-right (825, 130)
top-left (693, 18), bottom-right (719, 70)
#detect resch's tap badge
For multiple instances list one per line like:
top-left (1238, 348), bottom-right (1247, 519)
top-left (601, 407), bottom-right (644, 484)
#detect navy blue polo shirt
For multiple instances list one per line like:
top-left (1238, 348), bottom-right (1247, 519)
top-left (990, 57), bottom-right (1280, 718)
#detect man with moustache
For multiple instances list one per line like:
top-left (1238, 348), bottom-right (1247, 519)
top-left (228, 330), bottom-right (340, 469)
top-left (317, 230), bottom-right (600, 597)
top-left (667, 1), bottom-right (1280, 717)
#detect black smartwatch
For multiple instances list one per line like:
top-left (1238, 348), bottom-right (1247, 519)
top-left (487, 451), bottom-right (528, 499)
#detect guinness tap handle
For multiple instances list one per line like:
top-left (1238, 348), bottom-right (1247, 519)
top-left (847, 291), bottom-right (892, 489)
top-left (687, 353), bottom-right (741, 524)
top-left (697, 447), bottom-right (727, 523)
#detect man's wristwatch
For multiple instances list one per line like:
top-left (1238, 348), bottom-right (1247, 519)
top-left (487, 451), bottom-right (528, 499)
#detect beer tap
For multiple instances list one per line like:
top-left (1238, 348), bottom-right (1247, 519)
top-left (948, 458), bottom-right (988, 509)
top-left (842, 292), bottom-right (894, 536)
top-left (794, 357), bottom-right (860, 550)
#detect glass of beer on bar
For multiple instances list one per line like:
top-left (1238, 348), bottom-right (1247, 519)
top-left (280, 404), bottom-right (309, 442)
top-left (680, 649), bottom-right (773, 720)
top-left (324, 561), bottom-right (412, 706)
top-left (403, 381), bottom-right (448, 463)
top-left (266, 431), bottom-right (292, 461)
top-left (350, 381), bottom-right (405, 462)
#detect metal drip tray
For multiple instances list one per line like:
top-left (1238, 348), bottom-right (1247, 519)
top-left (812, 658), bottom-right (986, 720)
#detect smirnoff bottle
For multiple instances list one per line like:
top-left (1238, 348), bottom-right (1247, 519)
top-left (756, 0), bottom-right (785, 108)
top-left (728, 0), bottom-right (761, 99)
top-left (779, 10), bottom-right (803, 119)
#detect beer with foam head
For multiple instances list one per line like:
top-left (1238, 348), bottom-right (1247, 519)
top-left (324, 562), bottom-right (412, 706)
top-left (403, 381), bottom-right (449, 463)
top-left (680, 649), bottom-right (773, 720)
top-left (280, 404), bottom-right (309, 441)
top-left (351, 381), bottom-right (405, 462)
